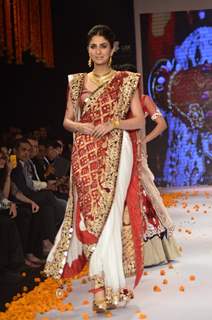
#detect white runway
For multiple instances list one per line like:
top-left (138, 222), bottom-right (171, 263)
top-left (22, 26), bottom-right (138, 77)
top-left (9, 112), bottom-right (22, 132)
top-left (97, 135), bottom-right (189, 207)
top-left (37, 186), bottom-right (212, 320)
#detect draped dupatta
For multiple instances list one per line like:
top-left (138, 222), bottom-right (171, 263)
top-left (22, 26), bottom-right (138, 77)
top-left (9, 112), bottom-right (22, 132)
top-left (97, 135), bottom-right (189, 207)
top-left (44, 71), bottom-right (144, 287)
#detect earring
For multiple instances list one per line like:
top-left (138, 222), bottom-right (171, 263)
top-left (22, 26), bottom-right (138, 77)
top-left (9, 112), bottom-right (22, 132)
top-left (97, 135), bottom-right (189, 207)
top-left (108, 56), bottom-right (112, 67)
top-left (88, 57), bottom-right (92, 68)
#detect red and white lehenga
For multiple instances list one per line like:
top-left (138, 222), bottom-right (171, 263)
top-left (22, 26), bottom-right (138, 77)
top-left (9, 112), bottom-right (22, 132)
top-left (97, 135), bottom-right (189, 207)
top-left (44, 71), bottom-right (180, 305)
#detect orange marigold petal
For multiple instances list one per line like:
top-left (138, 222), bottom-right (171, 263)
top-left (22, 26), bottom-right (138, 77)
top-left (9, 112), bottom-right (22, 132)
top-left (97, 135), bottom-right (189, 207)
top-left (189, 275), bottom-right (196, 281)
top-left (81, 313), bottom-right (90, 320)
top-left (153, 285), bottom-right (161, 292)
top-left (179, 285), bottom-right (185, 292)
top-left (80, 278), bottom-right (88, 284)
top-left (136, 312), bottom-right (147, 319)
top-left (162, 279), bottom-right (169, 285)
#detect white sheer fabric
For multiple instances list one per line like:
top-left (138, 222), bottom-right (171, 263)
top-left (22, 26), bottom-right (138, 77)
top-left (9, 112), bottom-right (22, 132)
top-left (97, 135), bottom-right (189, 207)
top-left (89, 131), bottom-right (133, 291)
top-left (47, 131), bottom-right (133, 291)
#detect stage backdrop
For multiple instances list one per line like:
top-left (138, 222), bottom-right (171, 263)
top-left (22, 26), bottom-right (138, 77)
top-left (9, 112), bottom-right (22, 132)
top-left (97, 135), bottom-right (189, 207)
top-left (137, 8), bottom-right (212, 187)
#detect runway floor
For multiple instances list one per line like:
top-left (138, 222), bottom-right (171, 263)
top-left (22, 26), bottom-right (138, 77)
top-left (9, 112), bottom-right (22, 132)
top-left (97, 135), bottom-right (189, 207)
top-left (35, 185), bottom-right (212, 320)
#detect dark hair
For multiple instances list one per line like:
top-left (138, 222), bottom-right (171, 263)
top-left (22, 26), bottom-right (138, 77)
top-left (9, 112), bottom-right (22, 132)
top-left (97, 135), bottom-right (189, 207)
top-left (45, 139), bottom-right (59, 149)
top-left (13, 138), bottom-right (31, 150)
top-left (87, 24), bottom-right (115, 48)
top-left (24, 133), bottom-right (38, 141)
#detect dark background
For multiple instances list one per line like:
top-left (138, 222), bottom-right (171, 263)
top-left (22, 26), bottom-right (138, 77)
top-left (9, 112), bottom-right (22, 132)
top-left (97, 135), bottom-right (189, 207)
top-left (1, 0), bottom-right (136, 139)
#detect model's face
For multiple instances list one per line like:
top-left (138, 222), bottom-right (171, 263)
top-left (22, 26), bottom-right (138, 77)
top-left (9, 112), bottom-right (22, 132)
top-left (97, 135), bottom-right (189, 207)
top-left (88, 35), bottom-right (113, 66)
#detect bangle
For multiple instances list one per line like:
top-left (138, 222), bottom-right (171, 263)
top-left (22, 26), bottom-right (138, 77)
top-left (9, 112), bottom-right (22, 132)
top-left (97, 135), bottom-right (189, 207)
top-left (151, 108), bottom-right (162, 121)
top-left (111, 118), bottom-right (120, 129)
top-left (75, 122), bottom-right (83, 133)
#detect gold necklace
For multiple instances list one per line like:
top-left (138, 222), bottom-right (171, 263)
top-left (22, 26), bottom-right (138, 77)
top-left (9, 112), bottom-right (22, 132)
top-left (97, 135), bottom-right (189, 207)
top-left (89, 69), bottom-right (115, 87)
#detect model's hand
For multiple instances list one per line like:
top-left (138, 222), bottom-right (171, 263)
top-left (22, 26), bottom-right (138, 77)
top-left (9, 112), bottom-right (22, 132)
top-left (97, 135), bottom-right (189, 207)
top-left (141, 135), bottom-right (151, 144)
top-left (79, 123), bottom-right (95, 135)
top-left (92, 122), bottom-right (113, 138)
top-left (9, 202), bottom-right (17, 219)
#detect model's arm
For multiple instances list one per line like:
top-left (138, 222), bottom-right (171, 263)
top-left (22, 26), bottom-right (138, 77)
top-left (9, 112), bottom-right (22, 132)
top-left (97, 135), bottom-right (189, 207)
top-left (92, 88), bottom-right (145, 138)
top-left (142, 95), bottom-right (167, 144)
top-left (63, 82), bottom-right (95, 135)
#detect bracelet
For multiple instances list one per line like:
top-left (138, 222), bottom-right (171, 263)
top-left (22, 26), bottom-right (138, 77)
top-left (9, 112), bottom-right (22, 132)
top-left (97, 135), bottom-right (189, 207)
top-left (75, 122), bottom-right (83, 133)
top-left (151, 108), bottom-right (162, 121)
top-left (111, 118), bottom-right (120, 129)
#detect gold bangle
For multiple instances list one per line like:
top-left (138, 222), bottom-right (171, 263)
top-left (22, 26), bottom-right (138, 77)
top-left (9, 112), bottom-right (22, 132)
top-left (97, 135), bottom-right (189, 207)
top-left (75, 122), bottom-right (84, 133)
top-left (111, 118), bottom-right (120, 129)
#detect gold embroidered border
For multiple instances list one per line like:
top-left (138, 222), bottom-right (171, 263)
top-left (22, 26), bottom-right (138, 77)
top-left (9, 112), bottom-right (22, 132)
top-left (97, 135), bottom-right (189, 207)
top-left (44, 74), bottom-right (86, 279)
top-left (44, 181), bottom-right (74, 279)
top-left (122, 207), bottom-right (136, 277)
top-left (115, 71), bottom-right (141, 118)
top-left (105, 287), bottom-right (134, 306)
top-left (70, 73), bottom-right (85, 120)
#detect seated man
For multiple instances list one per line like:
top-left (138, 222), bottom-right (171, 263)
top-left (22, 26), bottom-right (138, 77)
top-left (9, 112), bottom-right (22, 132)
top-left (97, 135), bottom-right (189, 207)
top-left (0, 147), bottom-right (44, 267)
top-left (52, 139), bottom-right (70, 178)
top-left (27, 137), bottom-right (69, 200)
top-left (11, 138), bottom-right (66, 256)
top-left (0, 198), bottom-right (24, 283)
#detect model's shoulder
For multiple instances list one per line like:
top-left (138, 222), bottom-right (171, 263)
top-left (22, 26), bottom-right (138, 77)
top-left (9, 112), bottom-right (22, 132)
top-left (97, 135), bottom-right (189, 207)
top-left (67, 73), bottom-right (86, 83)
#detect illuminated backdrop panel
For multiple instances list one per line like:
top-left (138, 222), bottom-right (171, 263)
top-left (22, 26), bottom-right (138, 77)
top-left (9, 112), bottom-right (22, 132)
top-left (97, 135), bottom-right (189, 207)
top-left (140, 10), bottom-right (212, 186)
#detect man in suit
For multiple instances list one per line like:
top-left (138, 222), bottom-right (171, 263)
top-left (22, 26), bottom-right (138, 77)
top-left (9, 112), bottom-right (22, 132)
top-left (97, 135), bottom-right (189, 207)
top-left (0, 198), bottom-right (24, 283)
top-left (27, 137), bottom-right (69, 200)
top-left (11, 138), bottom-right (66, 256)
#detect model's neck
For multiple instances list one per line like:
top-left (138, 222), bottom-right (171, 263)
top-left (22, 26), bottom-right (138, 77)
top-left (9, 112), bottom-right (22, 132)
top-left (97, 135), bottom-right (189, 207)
top-left (92, 65), bottom-right (111, 76)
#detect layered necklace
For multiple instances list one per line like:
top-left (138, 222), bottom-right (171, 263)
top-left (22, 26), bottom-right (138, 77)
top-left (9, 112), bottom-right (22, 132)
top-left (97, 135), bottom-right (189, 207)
top-left (89, 69), bottom-right (115, 87)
